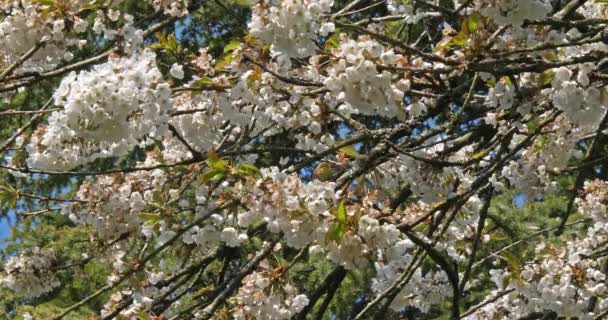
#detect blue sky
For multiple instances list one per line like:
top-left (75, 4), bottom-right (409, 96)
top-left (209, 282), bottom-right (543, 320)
top-left (0, 214), bottom-right (13, 249)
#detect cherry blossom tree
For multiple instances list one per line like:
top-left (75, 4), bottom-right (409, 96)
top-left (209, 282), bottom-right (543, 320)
top-left (1, 0), bottom-right (608, 319)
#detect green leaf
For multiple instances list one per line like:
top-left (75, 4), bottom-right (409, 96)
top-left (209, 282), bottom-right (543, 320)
top-left (450, 33), bottom-right (468, 47)
top-left (413, 223), bottom-right (428, 233)
top-left (468, 148), bottom-right (491, 161)
top-left (147, 43), bottom-right (166, 50)
top-left (326, 222), bottom-right (345, 243)
top-left (148, 32), bottom-right (179, 53)
top-left (437, 32), bottom-right (468, 50)
top-left (192, 77), bottom-right (215, 87)
top-left (324, 29), bottom-right (341, 50)
top-left (149, 202), bottom-right (166, 211)
top-left (236, 163), bottom-right (260, 176)
top-left (167, 34), bottom-right (178, 51)
top-left (539, 70), bottom-right (555, 86)
top-left (206, 158), bottom-right (226, 171)
top-left (215, 53), bottom-right (236, 70)
top-left (34, 0), bottom-right (56, 5)
top-left (335, 199), bottom-right (347, 224)
top-left (212, 159), bottom-right (226, 171)
top-left (243, 34), bottom-right (258, 46)
top-left (199, 170), bottom-right (225, 185)
top-left (466, 14), bottom-right (480, 33)
top-left (325, 200), bottom-right (348, 243)
top-left (339, 145), bottom-right (361, 159)
top-left (210, 172), bottom-right (225, 182)
top-left (223, 40), bottom-right (241, 53)
top-left (138, 213), bottom-right (162, 226)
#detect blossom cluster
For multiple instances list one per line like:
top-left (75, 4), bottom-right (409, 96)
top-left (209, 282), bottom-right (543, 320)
top-left (386, 0), bottom-right (426, 23)
top-left (233, 167), bottom-right (406, 270)
top-left (236, 167), bottom-right (341, 249)
top-left (577, 180), bottom-right (608, 229)
top-left (101, 272), bottom-right (173, 318)
top-left (231, 267), bottom-right (309, 319)
top-left (323, 35), bottom-right (411, 119)
top-left (27, 50), bottom-right (172, 170)
top-left (549, 66), bottom-right (607, 130)
top-left (467, 238), bottom-right (608, 319)
top-left (147, 0), bottom-right (190, 17)
top-left (0, 248), bottom-right (60, 299)
top-left (373, 143), bottom-right (474, 203)
top-left (182, 210), bottom-right (250, 250)
top-left (248, 0), bottom-right (335, 65)
top-left (466, 181), bottom-right (608, 319)
top-left (0, 0), bottom-right (93, 71)
top-left (474, 0), bottom-right (552, 26)
top-left (62, 155), bottom-right (168, 239)
top-left (372, 239), bottom-right (452, 313)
